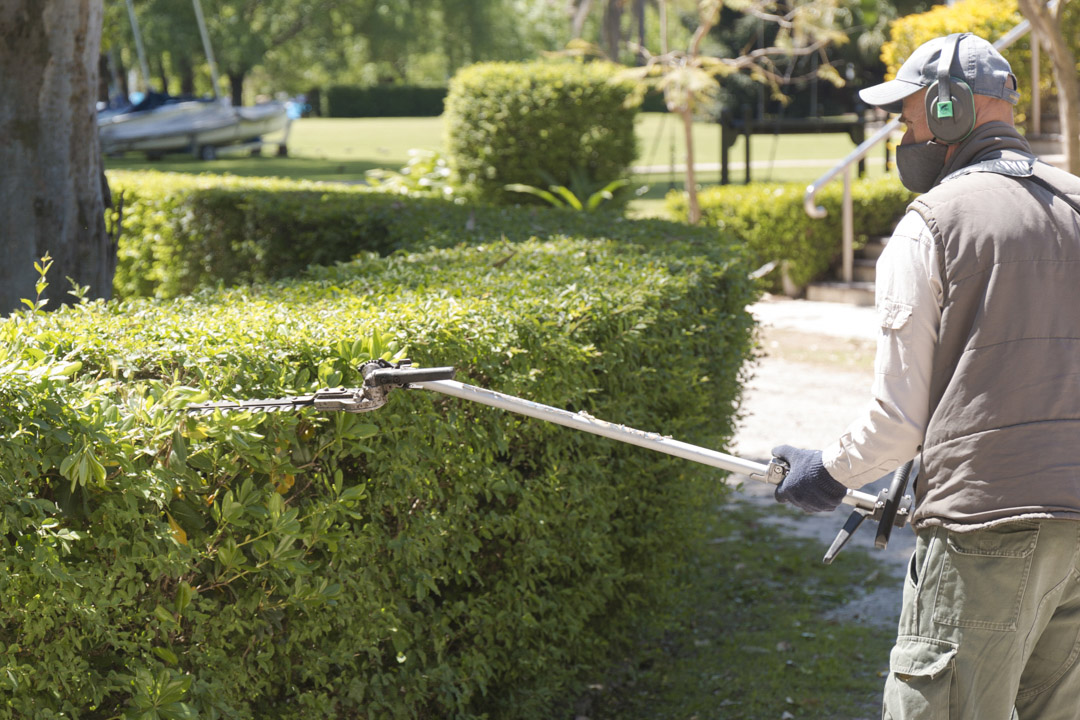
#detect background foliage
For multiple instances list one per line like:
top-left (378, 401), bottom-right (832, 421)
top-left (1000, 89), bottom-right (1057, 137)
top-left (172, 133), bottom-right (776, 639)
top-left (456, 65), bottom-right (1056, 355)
top-left (104, 0), bottom-right (572, 104)
top-left (323, 85), bottom-right (447, 117)
top-left (0, 230), bottom-right (757, 718)
top-left (665, 175), bottom-right (914, 289)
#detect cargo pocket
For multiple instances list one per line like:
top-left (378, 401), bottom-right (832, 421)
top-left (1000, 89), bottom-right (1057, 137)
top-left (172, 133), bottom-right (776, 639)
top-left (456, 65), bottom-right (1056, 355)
top-left (876, 300), bottom-right (914, 377)
top-left (883, 637), bottom-right (958, 719)
top-left (932, 523), bottom-right (1039, 631)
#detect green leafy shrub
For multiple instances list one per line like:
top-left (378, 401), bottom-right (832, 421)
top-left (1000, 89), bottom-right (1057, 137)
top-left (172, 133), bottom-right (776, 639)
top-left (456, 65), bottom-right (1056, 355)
top-left (444, 60), bottom-right (640, 205)
top-left (0, 235), bottom-right (757, 719)
top-left (324, 85), bottom-right (447, 117)
top-left (109, 170), bottom-right (730, 299)
top-left (364, 149), bottom-right (456, 199)
top-left (665, 176), bottom-right (914, 289)
top-left (109, 172), bottom-right (380, 299)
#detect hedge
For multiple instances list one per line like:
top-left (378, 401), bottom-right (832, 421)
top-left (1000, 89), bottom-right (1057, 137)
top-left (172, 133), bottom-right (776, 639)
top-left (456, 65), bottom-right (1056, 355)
top-left (665, 176), bottom-right (914, 289)
top-left (108, 170), bottom-right (732, 300)
top-left (883, 0), bottom-right (1080, 130)
top-left (444, 60), bottom-right (640, 206)
top-left (322, 84), bottom-right (669, 119)
top-left (0, 233), bottom-right (757, 718)
top-left (324, 85), bottom-right (447, 118)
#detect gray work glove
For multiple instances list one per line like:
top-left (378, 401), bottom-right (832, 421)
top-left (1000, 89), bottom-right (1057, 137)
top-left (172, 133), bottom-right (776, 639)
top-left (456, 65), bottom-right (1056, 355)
top-left (771, 445), bottom-right (846, 513)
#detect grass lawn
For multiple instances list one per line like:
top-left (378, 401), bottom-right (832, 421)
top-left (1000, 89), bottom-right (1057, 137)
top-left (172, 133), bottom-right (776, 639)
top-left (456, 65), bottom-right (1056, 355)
top-left (103, 113), bottom-right (894, 217)
top-left (574, 499), bottom-right (896, 720)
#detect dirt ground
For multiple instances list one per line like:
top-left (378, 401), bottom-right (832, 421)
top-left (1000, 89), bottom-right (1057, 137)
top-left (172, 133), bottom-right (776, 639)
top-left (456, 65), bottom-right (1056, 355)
top-left (727, 297), bottom-right (917, 632)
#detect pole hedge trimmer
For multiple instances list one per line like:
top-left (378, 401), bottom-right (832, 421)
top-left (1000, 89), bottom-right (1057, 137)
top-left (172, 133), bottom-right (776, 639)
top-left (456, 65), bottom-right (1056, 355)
top-left (188, 359), bottom-right (913, 564)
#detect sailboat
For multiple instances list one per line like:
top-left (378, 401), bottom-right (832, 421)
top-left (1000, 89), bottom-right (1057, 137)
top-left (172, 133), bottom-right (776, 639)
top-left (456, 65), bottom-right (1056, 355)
top-left (99, 0), bottom-right (289, 160)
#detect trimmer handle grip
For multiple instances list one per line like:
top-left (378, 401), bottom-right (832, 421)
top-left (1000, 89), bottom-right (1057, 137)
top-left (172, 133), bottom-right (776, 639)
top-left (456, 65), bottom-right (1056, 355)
top-left (874, 459), bottom-right (914, 549)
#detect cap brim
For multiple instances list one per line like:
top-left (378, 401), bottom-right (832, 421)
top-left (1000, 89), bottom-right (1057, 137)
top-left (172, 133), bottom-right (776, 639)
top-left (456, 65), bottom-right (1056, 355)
top-left (859, 79), bottom-right (925, 113)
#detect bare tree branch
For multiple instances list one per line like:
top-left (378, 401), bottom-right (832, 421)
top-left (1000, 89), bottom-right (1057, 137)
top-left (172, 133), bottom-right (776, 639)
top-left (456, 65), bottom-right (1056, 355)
top-left (571, 0), bottom-right (594, 39)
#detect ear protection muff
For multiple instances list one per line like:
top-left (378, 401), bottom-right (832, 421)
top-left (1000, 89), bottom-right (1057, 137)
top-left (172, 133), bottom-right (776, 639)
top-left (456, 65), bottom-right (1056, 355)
top-left (924, 33), bottom-right (976, 144)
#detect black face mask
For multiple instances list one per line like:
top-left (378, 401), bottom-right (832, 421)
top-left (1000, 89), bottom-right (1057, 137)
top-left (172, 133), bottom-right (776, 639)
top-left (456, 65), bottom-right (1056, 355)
top-left (896, 140), bottom-right (950, 193)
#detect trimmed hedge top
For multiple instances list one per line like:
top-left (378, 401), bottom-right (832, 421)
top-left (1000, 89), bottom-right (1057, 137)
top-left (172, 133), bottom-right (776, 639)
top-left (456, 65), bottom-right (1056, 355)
top-left (108, 170), bottom-right (729, 300)
top-left (1, 231), bottom-right (757, 718)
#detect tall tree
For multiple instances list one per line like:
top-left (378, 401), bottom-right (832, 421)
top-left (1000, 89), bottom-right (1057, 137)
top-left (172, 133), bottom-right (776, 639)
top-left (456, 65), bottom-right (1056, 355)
top-left (132, 0), bottom-right (345, 105)
top-left (138, 0), bottom-right (205, 94)
top-left (1016, 0), bottom-right (1079, 175)
top-left (602, 0), bottom-right (626, 60)
top-left (0, 0), bottom-right (113, 315)
top-left (571, 0), bottom-right (594, 39)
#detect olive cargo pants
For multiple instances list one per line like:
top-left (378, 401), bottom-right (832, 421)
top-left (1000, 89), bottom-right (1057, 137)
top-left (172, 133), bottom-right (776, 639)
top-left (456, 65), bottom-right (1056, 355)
top-left (883, 520), bottom-right (1080, 719)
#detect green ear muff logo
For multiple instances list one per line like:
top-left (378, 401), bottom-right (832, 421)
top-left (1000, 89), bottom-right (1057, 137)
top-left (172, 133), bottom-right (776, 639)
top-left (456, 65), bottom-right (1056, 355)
top-left (936, 100), bottom-right (954, 118)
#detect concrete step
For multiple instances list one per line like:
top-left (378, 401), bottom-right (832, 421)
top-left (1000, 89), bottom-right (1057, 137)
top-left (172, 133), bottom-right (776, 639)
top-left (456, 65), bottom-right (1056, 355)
top-left (853, 259), bottom-right (877, 283)
top-left (857, 236), bottom-right (889, 262)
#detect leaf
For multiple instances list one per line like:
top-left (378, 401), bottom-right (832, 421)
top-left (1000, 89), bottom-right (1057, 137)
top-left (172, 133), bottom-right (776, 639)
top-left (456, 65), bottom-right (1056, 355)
top-left (50, 361), bottom-right (82, 378)
top-left (168, 499), bottom-right (207, 531)
top-left (267, 490), bottom-right (285, 518)
top-left (89, 455), bottom-right (106, 486)
top-left (154, 605), bottom-right (178, 627)
top-left (339, 485), bottom-right (367, 503)
top-left (60, 444), bottom-right (106, 491)
top-left (153, 647), bottom-right (179, 666)
top-left (274, 473), bottom-right (295, 495)
top-left (174, 582), bottom-right (193, 616)
top-left (586, 179), bottom-right (630, 211)
top-left (503, 183), bottom-right (566, 208)
top-left (166, 512), bottom-right (188, 546)
top-left (156, 672), bottom-right (192, 706)
top-left (170, 429), bottom-right (188, 465)
top-left (549, 185), bottom-right (584, 211)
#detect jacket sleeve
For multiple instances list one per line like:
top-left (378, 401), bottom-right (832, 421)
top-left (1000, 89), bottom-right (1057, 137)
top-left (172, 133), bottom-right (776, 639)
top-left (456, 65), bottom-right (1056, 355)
top-left (822, 210), bottom-right (944, 489)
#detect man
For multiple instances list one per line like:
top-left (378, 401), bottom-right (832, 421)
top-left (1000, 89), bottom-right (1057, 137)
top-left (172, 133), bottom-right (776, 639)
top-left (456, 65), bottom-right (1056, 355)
top-left (771, 33), bottom-right (1080, 718)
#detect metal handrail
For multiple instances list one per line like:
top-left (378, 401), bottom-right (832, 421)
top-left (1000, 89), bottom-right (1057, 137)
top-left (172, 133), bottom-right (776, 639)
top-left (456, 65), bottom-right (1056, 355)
top-left (803, 20), bottom-right (1036, 283)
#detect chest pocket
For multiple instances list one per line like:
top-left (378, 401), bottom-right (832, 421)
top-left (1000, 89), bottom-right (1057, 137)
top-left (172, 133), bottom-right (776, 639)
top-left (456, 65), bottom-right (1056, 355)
top-left (877, 300), bottom-right (914, 377)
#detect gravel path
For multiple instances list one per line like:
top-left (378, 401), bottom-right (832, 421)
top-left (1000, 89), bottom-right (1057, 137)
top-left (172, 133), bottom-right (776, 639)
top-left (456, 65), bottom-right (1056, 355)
top-left (732, 296), bottom-right (916, 606)
top-left (726, 297), bottom-right (916, 716)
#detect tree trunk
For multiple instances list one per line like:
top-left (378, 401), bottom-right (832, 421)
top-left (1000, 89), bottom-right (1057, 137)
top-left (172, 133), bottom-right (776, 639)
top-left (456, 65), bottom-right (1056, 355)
top-left (229, 70), bottom-right (245, 106)
top-left (178, 57), bottom-right (195, 97)
top-left (97, 52), bottom-right (110, 104)
top-left (659, 0), bottom-right (668, 55)
top-left (633, 0), bottom-right (647, 65)
top-left (0, 0), bottom-right (113, 315)
top-left (157, 55), bottom-right (170, 96)
top-left (570, 0), bottom-right (593, 40)
top-left (681, 108), bottom-right (701, 224)
top-left (113, 49), bottom-right (130, 99)
top-left (602, 0), bottom-right (624, 61)
top-left (1017, 0), bottom-right (1080, 175)
top-left (677, 1), bottom-right (720, 226)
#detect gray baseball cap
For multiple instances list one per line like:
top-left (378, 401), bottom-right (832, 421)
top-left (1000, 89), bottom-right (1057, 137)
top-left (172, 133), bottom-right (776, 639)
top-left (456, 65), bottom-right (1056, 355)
top-left (859, 33), bottom-right (1020, 113)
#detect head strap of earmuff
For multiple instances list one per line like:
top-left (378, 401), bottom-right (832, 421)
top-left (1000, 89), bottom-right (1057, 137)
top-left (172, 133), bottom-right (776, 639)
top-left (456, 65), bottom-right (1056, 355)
top-left (934, 33), bottom-right (965, 122)
top-left (926, 32), bottom-right (977, 144)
